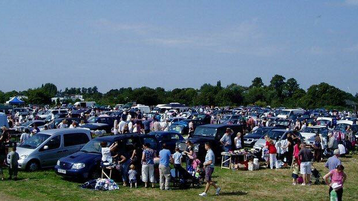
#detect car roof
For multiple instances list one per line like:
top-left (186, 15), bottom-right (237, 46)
top-left (39, 128), bottom-right (90, 135)
top-left (149, 131), bottom-right (178, 135)
top-left (197, 124), bottom-right (242, 128)
top-left (270, 129), bottom-right (287, 132)
top-left (96, 133), bottom-right (155, 142)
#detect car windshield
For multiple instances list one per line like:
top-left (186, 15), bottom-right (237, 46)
top-left (193, 127), bottom-right (217, 137)
top-left (20, 121), bottom-right (32, 127)
top-left (81, 139), bottom-right (110, 154)
top-left (280, 111), bottom-right (290, 115)
top-left (87, 116), bottom-right (96, 123)
top-left (276, 120), bottom-right (290, 126)
top-left (252, 127), bottom-right (271, 135)
top-left (20, 134), bottom-right (50, 149)
top-left (265, 130), bottom-right (285, 139)
top-left (302, 127), bottom-right (319, 133)
top-left (169, 125), bottom-right (184, 133)
top-left (317, 120), bottom-right (330, 126)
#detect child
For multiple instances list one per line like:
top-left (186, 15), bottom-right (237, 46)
top-left (8, 147), bottom-right (19, 180)
top-left (292, 161), bottom-right (299, 185)
top-left (128, 164), bottom-right (137, 188)
top-left (173, 147), bottom-right (182, 178)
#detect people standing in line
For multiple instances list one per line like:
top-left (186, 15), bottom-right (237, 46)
top-left (325, 149), bottom-right (341, 171)
top-left (159, 143), bottom-right (172, 190)
top-left (141, 143), bottom-right (155, 188)
top-left (199, 142), bottom-right (221, 197)
top-left (323, 165), bottom-right (347, 201)
top-left (298, 144), bottom-right (313, 186)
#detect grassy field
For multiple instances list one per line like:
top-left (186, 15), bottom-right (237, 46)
top-left (0, 155), bottom-right (358, 201)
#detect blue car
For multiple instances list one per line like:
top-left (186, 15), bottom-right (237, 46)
top-left (148, 131), bottom-right (184, 152)
top-left (55, 134), bottom-right (159, 180)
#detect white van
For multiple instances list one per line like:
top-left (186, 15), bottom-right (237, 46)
top-left (74, 101), bottom-right (96, 108)
top-left (277, 109), bottom-right (305, 119)
top-left (132, 104), bottom-right (151, 114)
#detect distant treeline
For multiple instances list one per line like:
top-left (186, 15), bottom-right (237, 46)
top-left (0, 75), bottom-right (357, 110)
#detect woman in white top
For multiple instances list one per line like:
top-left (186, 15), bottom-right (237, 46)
top-left (234, 132), bottom-right (242, 150)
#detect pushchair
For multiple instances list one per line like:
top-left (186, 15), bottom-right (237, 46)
top-left (311, 167), bottom-right (323, 185)
top-left (170, 164), bottom-right (203, 189)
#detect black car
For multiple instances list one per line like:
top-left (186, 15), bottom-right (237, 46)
top-left (55, 134), bottom-right (160, 180)
top-left (243, 127), bottom-right (274, 147)
top-left (148, 131), bottom-right (184, 152)
top-left (177, 124), bottom-right (243, 161)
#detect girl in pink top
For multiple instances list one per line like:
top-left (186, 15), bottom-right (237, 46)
top-left (293, 140), bottom-right (301, 166)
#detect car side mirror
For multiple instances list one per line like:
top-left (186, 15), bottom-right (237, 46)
top-left (43, 145), bottom-right (49, 150)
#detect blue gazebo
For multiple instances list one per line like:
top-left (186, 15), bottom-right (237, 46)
top-left (8, 97), bottom-right (25, 105)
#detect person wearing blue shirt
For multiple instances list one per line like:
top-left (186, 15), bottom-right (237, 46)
top-left (199, 142), bottom-right (221, 197)
top-left (159, 143), bottom-right (172, 190)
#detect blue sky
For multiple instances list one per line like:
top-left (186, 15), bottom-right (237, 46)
top-left (0, 0), bottom-right (357, 94)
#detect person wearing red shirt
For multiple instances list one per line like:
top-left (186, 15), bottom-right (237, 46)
top-left (265, 137), bottom-right (278, 169)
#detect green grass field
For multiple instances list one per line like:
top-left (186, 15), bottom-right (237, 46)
top-left (0, 155), bottom-right (358, 201)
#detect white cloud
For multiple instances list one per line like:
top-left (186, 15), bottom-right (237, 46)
top-left (92, 19), bottom-right (152, 34)
top-left (145, 19), bottom-right (284, 57)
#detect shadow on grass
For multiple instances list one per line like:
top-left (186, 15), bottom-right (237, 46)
top-left (220, 190), bottom-right (248, 196)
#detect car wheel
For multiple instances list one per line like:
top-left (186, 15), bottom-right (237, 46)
top-left (27, 161), bottom-right (40, 172)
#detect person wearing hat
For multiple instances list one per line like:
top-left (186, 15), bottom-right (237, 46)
top-left (325, 149), bottom-right (341, 171)
top-left (323, 165), bottom-right (347, 201)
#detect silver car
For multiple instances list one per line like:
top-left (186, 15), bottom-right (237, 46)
top-left (10, 128), bottom-right (91, 171)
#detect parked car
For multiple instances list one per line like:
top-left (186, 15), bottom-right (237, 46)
top-left (300, 126), bottom-right (328, 144)
top-left (11, 128), bottom-right (91, 171)
top-left (148, 131), bottom-right (184, 152)
top-left (55, 134), bottom-right (159, 179)
top-left (253, 129), bottom-right (302, 151)
top-left (243, 127), bottom-right (274, 147)
top-left (14, 120), bottom-right (47, 133)
top-left (177, 124), bottom-right (243, 161)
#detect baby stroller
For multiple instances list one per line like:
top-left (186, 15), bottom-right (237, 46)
top-left (170, 159), bottom-right (203, 189)
top-left (311, 167), bottom-right (323, 185)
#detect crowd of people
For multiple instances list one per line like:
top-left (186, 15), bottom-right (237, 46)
top-left (1, 105), bottom-right (357, 199)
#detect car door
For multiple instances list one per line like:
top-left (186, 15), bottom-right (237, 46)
top-left (38, 135), bottom-right (62, 167)
top-left (63, 133), bottom-right (90, 155)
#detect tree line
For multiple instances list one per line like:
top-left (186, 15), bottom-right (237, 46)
top-left (0, 75), bottom-right (357, 110)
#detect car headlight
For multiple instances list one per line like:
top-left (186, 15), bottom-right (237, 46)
top-left (72, 163), bottom-right (86, 170)
top-left (57, 160), bottom-right (60, 166)
top-left (20, 155), bottom-right (28, 160)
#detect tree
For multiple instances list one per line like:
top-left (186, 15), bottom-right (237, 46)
top-left (250, 77), bottom-right (264, 88)
top-left (42, 83), bottom-right (58, 97)
top-left (284, 78), bottom-right (300, 98)
top-left (269, 74), bottom-right (286, 102)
